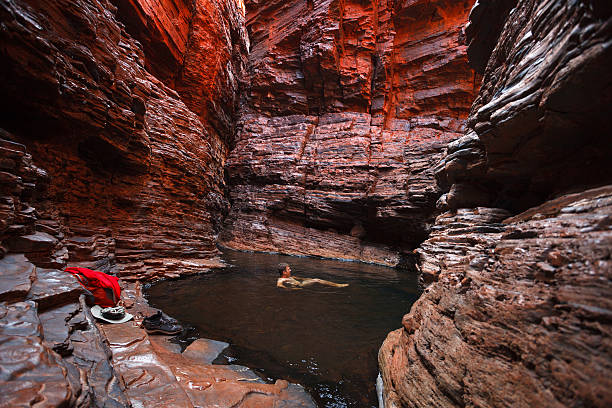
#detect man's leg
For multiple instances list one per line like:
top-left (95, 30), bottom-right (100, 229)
top-left (301, 278), bottom-right (348, 287)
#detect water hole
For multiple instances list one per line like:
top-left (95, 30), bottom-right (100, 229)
top-left (146, 249), bottom-right (419, 407)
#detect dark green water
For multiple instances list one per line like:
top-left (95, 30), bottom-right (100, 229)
top-left (145, 249), bottom-right (419, 407)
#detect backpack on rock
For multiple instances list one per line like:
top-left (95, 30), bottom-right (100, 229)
top-left (65, 267), bottom-right (121, 307)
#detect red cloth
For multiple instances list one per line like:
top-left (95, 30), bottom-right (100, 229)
top-left (65, 267), bottom-right (121, 307)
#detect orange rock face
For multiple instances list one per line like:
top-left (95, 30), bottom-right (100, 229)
top-left (220, 0), bottom-right (478, 263)
top-left (112, 0), bottom-right (193, 86)
top-left (114, 0), bottom-right (249, 143)
top-left (0, 0), bottom-right (248, 279)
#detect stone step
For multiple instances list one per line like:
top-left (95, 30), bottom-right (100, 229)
top-left (26, 268), bottom-right (83, 312)
top-left (0, 254), bottom-right (35, 303)
top-left (0, 301), bottom-right (74, 407)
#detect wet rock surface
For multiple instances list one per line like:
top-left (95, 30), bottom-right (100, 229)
top-left (0, 254), bottom-right (35, 302)
top-left (0, 301), bottom-right (74, 408)
top-left (220, 0), bottom-right (480, 264)
top-left (0, 258), bottom-right (129, 407)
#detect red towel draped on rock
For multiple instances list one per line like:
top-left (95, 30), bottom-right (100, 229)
top-left (65, 267), bottom-right (121, 307)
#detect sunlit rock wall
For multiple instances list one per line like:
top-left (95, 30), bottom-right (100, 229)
top-left (379, 1), bottom-right (612, 406)
top-left (220, 0), bottom-right (479, 264)
top-left (0, 0), bottom-right (248, 280)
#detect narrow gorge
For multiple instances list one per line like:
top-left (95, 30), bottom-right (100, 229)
top-left (0, 0), bottom-right (610, 407)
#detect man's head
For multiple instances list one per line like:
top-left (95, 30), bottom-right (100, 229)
top-left (278, 263), bottom-right (291, 277)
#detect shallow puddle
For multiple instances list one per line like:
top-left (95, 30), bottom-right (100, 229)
top-left (146, 249), bottom-right (419, 407)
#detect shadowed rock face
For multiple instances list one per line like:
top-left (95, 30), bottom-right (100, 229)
top-left (437, 0), bottom-right (612, 212)
top-left (0, 0), bottom-right (248, 279)
top-left (220, 0), bottom-right (479, 264)
top-left (379, 0), bottom-right (612, 406)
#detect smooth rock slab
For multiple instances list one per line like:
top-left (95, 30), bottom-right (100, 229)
top-left (101, 321), bottom-right (196, 408)
top-left (66, 297), bottom-right (130, 407)
top-left (26, 268), bottom-right (83, 312)
top-left (0, 301), bottom-right (73, 407)
top-left (182, 338), bottom-right (229, 364)
top-left (0, 254), bottom-right (35, 302)
top-left (39, 302), bottom-right (81, 356)
top-left (9, 231), bottom-right (58, 253)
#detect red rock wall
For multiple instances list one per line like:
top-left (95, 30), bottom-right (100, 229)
top-left (379, 0), bottom-right (612, 406)
top-left (220, 0), bottom-right (479, 264)
top-left (112, 0), bottom-right (249, 144)
top-left (110, 0), bottom-right (193, 86)
top-left (0, 0), bottom-right (248, 280)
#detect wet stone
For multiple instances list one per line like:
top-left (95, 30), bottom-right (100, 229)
top-left (67, 297), bottom-right (130, 407)
top-left (9, 231), bottom-right (58, 253)
top-left (0, 301), bottom-right (73, 407)
top-left (101, 321), bottom-right (196, 408)
top-left (182, 338), bottom-right (229, 364)
top-left (39, 302), bottom-right (81, 356)
top-left (0, 254), bottom-right (35, 302)
top-left (26, 268), bottom-right (83, 312)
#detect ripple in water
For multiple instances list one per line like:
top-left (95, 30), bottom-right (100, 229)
top-left (146, 249), bottom-right (420, 407)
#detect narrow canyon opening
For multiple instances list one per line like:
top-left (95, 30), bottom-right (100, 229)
top-left (0, 0), bottom-right (610, 408)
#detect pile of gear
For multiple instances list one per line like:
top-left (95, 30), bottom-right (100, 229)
top-left (65, 267), bottom-right (182, 334)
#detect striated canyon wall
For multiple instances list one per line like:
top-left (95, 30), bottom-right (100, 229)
top-left (0, 0), bottom-right (248, 280)
top-left (0, 1), bottom-right (248, 405)
top-left (379, 0), bottom-right (612, 407)
top-left (219, 0), bottom-right (480, 265)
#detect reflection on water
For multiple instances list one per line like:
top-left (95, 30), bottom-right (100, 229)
top-left (146, 249), bottom-right (419, 407)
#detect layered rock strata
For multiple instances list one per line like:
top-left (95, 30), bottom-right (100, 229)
top-left (380, 0), bottom-right (612, 406)
top-left (380, 186), bottom-right (612, 407)
top-left (220, 0), bottom-right (480, 264)
top-left (0, 0), bottom-right (248, 280)
top-left (0, 255), bottom-right (129, 407)
top-left (112, 0), bottom-right (248, 144)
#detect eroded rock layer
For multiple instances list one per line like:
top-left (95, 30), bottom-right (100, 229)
top-left (381, 187), bottom-right (612, 407)
top-left (380, 0), bottom-right (612, 406)
top-left (0, 0), bottom-right (248, 280)
top-left (0, 257), bottom-right (129, 407)
top-left (219, 0), bottom-right (479, 264)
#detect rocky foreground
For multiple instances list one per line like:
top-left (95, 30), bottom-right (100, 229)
top-left (0, 256), bottom-right (315, 407)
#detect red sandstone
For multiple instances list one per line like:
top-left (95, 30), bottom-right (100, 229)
top-left (0, 0), bottom-right (611, 406)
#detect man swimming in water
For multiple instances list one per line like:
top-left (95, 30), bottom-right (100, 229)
top-left (276, 263), bottom-right (349, 289)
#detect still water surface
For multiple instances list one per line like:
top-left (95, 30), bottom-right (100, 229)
top-left (146, 249), bottom-right (419, 407)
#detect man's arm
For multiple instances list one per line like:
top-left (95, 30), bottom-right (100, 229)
top-left (277, 278), bottom-right (303, 289)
